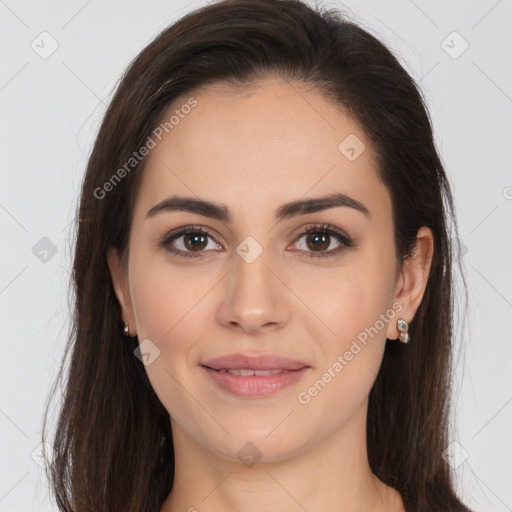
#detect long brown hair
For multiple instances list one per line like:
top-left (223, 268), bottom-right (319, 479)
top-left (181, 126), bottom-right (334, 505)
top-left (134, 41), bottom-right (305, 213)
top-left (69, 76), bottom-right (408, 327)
top-left (42, 1), bottom-right (472, 510)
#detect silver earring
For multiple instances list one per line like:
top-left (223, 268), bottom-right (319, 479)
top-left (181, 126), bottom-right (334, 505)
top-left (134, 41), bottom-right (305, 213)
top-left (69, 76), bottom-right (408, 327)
top-left (397, 318), bottom-right (409, 343)
top-left (122, 321), bottom-right (130, 336)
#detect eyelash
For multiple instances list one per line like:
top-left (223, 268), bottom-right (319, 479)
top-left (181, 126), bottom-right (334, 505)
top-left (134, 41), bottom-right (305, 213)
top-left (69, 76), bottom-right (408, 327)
top-left (159, 223), bottom-right (354, 260)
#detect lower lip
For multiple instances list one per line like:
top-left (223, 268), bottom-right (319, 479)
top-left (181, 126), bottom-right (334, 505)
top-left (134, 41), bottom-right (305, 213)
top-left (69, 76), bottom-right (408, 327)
top-left (202, 366), bottom-right (310, 397)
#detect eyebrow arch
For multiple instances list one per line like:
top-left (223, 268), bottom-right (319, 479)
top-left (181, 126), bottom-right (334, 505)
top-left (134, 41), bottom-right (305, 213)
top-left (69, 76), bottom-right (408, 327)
top-left (146, 192), bottom-right (370, 223)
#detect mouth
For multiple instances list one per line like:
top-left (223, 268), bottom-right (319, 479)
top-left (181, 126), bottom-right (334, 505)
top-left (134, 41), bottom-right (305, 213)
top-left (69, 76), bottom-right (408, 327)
top-left (200, 353), bottom-right (311, 397)
top-left (201, 366), bottom-right (310, 397)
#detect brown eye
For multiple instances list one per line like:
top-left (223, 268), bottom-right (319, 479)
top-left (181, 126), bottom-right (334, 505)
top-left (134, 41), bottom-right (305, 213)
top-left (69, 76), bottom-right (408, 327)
top-left (292, 224), bottom-right (354, 258)
top-left (160, 226), bottom-right (221, 259)
top-left (303, 232), bottom-right (332, 251)
top-left (182, 232), bottom-right (209, 251)
top-left (160, 223), bottom-right (354, 260)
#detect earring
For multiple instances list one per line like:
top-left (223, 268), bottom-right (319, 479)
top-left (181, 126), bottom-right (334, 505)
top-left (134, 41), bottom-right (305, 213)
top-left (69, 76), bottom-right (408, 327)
top-left (122, 320), bottom-right (130, 336)
top-left (397, 318), bottom-right (409, 343)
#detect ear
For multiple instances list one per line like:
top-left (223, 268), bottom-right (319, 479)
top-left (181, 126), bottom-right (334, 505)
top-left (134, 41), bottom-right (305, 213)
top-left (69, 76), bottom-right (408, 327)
top-left (107, 247), bottom-right (137, 337)
top-left (386, 226), bottom-right (434, 340)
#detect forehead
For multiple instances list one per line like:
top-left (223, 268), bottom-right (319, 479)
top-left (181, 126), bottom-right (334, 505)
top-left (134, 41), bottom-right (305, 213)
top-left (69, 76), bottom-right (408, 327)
top-left (133, 78), bottom-right (390, 225)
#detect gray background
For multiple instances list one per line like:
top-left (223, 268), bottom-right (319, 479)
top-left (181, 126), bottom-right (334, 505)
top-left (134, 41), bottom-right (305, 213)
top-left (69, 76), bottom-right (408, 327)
top-left (1, 0), bottom-right (511, 510)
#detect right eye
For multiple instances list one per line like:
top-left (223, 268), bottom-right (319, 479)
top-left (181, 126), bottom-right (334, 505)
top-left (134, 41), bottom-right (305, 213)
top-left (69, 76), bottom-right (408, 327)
top-left (159, 226), bottom-right (223, 259)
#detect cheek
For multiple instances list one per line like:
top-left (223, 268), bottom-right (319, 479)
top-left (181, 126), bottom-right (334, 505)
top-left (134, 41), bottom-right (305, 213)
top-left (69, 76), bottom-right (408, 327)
top-left (129, 246), bottom-right (213, 343)
top-left (306, 261), bottom-right (390, 341)
top-left (127, 259), bottom-right (215, 421)
top-left (296, 279), bottom-right (390, 423)
top-left (302, 257), bottom-right (393, 399)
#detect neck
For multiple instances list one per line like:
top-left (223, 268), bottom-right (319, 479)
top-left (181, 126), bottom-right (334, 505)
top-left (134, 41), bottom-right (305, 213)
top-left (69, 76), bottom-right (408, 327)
top-left (160, 403), bottom-right (405, 512)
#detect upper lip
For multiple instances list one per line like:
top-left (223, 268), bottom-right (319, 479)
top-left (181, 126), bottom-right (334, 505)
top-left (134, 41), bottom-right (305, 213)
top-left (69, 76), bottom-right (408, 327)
top-left (201, 353), bottom-right (310, 371)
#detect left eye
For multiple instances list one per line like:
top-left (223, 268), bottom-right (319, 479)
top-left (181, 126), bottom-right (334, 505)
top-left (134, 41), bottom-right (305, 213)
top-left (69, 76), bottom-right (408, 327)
top-left (294, 229), bottom-right (343, 253)
top-left (290, 224), bottom-right (354, 258)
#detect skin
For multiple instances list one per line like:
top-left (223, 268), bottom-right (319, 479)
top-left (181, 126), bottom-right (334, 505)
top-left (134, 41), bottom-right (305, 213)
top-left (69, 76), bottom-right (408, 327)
top-left (108, 77), bottom-right (433, 512)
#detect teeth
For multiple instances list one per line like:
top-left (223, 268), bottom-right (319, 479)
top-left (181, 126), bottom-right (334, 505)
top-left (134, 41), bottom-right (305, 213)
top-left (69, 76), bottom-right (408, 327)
top-left (220, 368), bottom-right (284, 376)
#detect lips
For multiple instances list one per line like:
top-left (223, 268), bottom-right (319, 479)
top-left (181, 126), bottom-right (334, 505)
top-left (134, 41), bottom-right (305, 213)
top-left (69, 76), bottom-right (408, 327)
top-left (202, 367), bottom-right (310, 398)
top-left (200, 353), bottom-right (311, 397)
top-left (201, 353), bottom-right (310, 372)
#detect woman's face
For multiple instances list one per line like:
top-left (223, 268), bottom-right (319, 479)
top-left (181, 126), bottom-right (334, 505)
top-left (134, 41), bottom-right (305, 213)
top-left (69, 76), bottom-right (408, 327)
top-left (108, 78), bottom-right (431, 463)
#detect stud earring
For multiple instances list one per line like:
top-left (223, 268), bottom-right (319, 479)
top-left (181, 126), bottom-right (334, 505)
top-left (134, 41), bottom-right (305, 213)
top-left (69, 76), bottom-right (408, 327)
top-left (396, 318), bottom-right (409, 343)
top-left (122, 320), bottom-right (130, 336)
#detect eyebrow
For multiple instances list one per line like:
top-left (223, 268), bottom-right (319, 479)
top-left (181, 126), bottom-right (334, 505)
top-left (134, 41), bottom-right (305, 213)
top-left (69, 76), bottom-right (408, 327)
top-left (146, 192), bottom-right (370, 223)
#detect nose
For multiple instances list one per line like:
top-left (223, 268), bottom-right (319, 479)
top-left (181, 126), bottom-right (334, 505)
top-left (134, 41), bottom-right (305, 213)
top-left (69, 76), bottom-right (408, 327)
top-left (216, 244), bottom-right (290, 334)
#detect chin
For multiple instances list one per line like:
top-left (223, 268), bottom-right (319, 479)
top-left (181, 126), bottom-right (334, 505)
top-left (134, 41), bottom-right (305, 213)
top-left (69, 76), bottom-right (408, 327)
top-left (204, 429), bottom-right (311, 466)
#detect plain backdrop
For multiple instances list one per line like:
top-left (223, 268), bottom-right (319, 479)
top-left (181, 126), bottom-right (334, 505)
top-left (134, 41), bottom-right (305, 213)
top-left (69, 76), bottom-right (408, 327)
top-left (1, 0), bottom-right (511, 510)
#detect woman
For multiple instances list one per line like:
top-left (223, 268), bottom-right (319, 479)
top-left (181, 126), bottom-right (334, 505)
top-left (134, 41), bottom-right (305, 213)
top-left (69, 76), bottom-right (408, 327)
top-left (42, 0), bottom-right (472, 511)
